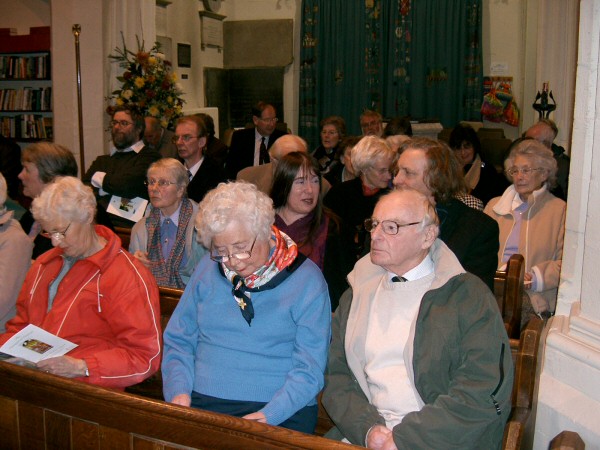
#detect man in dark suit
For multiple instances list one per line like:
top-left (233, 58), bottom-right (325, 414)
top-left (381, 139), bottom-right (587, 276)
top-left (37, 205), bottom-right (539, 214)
top-left (225, 101), bottom-right (287, 179)
top-left (174, 115), bottom-right (225, 203)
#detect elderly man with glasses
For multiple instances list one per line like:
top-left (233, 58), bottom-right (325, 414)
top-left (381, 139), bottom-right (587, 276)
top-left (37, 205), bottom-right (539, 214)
top-left (225, 101), bottom-right (287, 180)
top-left (83, 106), bottom-right (161, 228)
top-left (173, 115), bottom-right (225, 203)
top-left (322, 188), bottom-right (513, 450)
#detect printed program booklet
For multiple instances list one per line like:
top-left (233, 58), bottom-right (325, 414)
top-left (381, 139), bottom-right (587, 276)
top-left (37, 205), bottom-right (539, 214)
top-left (0, 324), bottom-right (77, 364)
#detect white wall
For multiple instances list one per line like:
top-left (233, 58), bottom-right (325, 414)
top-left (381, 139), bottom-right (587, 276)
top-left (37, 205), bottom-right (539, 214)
top-left (0, 0), bottom-right (50, 32)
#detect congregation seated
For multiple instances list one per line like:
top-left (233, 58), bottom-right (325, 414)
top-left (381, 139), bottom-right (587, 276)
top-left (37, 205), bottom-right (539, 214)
top-left (0, 176), bottom-right (161, 389)
top-left (382, 115), bottom-right (413, 138)
top-left (524, 118), bottom-right (570, 201)
top-left (143, 116), bottom-right (178, 159)
top-left (225, 101), bottom-right (287, 180)
top-left (162, 181), bottom-right (331, 434)
top-left (271, 152), bottom-right (355, 311)
top-left (325, 136), bottom-right (360, 187)
top-left (129, 158), bottom-right (206, 289)
top-left (484, 138), bottom-right (566, 323)
top-left (0, 172), bottom-right (32, 332)
top-left (237, 134), bottom-right (310, 195)
top-left (324, 135), bottom-right (395, 258)
top-left (174, 115), bottom-right (227, 203)
top-left (195, 112), bottom-right (229, 169)
top-left (83, 106), bottom-right (162, 229)
top-left (312, 116), bottom-right (346, 183)
top-left (322, 189), bottom-right (513, 448)
top-left (18, 142), bottom-right (79, 258)
top-left (393, 137), bottom-right (500, 290)
top-left (449, 123), bottom-right (509, 206)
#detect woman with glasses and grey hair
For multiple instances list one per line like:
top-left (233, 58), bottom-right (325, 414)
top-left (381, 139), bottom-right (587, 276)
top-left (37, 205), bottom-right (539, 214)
top-left (162, 181), bottom-right (330, 434)
top-left (0, 176), bottom-right (162, 389)
top-left (484, 138), bottom-right (566, 320)
top-left (129, 158), bottom-right (206, 288)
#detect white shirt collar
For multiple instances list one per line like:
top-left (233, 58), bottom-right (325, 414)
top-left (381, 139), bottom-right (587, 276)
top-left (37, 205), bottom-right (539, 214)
top-left (110, 139), bottom-right (145, 156)
top-left (186, 156), bottom-right (204, 178)
top-left (389, 253), bottom-right (435, 282)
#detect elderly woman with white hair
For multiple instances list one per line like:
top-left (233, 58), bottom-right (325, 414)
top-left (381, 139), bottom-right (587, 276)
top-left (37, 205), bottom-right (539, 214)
top-left (484, 139), bottom-right (566, 319)
top-left (0, 176), bottom-right (162, 389)
top-left (323, 135), bottom-right (395, 257)
top-left (0, 173), bottom-right (32, 332)
top-left (129, 158), bottom-right (206, 288)
top-left (162, 181), bottom-right (331, 434)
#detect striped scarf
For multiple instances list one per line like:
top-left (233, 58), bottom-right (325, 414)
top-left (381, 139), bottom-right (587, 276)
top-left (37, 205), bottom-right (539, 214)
top-left (146, 198), bottom-right (193, 288)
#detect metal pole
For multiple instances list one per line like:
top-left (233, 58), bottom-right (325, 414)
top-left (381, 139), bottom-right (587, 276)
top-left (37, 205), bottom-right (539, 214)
top-left (72, 24), bottom-right (85, 178)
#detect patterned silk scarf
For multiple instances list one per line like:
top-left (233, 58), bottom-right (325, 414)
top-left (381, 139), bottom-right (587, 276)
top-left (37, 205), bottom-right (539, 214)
top-left (146, 197), bottom-right (193, 288)
top-left (222, 226), bottom-right (298, 325)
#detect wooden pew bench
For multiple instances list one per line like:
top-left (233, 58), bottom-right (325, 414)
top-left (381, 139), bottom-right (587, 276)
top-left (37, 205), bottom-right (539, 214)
top-left (0, 360), bottom-right (359, 449)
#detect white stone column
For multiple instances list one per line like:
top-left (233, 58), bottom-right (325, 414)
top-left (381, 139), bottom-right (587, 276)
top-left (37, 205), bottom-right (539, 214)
top-left (533, 0), bottom-right (600, 448)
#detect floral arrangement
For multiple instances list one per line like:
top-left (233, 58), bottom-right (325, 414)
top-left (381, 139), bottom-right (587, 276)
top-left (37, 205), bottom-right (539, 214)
top-left (107, 36), bottom-right (185, 129)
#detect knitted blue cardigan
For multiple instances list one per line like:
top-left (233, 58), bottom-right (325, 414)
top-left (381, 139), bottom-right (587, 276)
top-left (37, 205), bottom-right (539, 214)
top-left (162, 253), bottom-right (331, 425)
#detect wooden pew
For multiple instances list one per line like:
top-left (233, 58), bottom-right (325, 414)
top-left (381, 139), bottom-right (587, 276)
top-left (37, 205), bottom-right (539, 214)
top-left (114, 225), bottom-right (132, 249)
top-left (503, 317), bottom-right (545, 450)
top-left (0, 360), bottom-right (358, 449)
top-left (495, 254), bottom-right (526, 339)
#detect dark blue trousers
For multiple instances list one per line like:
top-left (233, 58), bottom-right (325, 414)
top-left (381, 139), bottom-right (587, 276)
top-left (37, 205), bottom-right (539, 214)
top-left (191, 391), bottom-right (318, 434)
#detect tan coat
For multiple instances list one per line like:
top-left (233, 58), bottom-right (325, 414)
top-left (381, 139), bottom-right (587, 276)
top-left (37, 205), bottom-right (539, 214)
top-left (484, 185), bottom-right (566, 312)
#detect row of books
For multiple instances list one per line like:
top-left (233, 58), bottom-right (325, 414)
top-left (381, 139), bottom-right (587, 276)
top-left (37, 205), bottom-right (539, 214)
top-left (1, 114), bottom-right (53, 140)
top-left (0, 87), bottom-right (52, 111)
top-left (0, 54), bottom-right (50, 80)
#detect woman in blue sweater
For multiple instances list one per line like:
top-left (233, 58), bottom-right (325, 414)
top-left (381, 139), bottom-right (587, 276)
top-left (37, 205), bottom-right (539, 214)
top-left (162, 181), bottom-right (331, 433)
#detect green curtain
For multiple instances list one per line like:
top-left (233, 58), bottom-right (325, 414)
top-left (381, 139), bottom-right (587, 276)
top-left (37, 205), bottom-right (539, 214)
top-left (299, 0), bottom-right (483, 149)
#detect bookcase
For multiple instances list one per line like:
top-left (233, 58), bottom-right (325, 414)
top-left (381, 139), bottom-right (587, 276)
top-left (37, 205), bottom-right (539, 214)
top-left (0, 27), bottom-right (52, 142)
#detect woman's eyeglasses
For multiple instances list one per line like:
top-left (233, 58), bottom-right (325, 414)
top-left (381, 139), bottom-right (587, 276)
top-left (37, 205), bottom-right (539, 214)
top-left (505, 167), bottom-right (544, 176)
top-left (145, 179), bottom-right (178, 188)
top-left (210, 236), bottom-right (257, 263)
top-left (41, 223), bottom-right (71, 241)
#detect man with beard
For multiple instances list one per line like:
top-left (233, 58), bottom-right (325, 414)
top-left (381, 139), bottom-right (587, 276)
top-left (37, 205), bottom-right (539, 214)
top-left (84, 107), bottom-right (161, 228)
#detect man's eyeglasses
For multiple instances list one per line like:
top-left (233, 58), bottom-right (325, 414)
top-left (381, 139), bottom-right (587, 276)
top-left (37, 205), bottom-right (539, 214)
top-left (145, 179), bottom-right (178, 188)
top-left (172, 134), bottom-right (200, 144)
top-left (364, 218), bottom-right (420, 235)
top-left (110, 120), bottom-right (134, 128)
top-left (41, 223), bottom-right (71, 241)
top-left (259, 117), bottom-right (278, 124)
top-left (210, 236), bottom-right (257, 263)
top-left (505, 167), bottom-right (544, 176)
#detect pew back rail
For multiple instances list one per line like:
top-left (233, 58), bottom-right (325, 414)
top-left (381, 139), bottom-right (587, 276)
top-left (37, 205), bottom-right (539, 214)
top-left (0, 360), bottom-right (358, 449)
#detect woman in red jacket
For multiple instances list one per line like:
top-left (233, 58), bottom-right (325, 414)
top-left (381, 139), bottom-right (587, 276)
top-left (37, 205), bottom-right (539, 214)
top-left (0, 176), bottom-right (162, 389)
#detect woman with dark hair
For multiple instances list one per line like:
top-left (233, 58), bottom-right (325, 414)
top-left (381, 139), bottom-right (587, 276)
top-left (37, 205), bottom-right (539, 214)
top-left (271, 152), bottom-right (355, 309)
top-left (312, 116), bottom-right (346, 179)
top-left (18, 142), bottom-right (79, 258)
top-left (448, 124), bottom-right (507, 206)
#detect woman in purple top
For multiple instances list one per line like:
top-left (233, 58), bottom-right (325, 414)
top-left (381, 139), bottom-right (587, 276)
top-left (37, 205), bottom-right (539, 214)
top-left (271, 152), bottom-right (355, 310)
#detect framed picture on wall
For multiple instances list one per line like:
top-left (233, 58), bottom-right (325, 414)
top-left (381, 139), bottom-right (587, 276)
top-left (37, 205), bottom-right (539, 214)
top-left (177, 43), bottom-right (191, 68)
